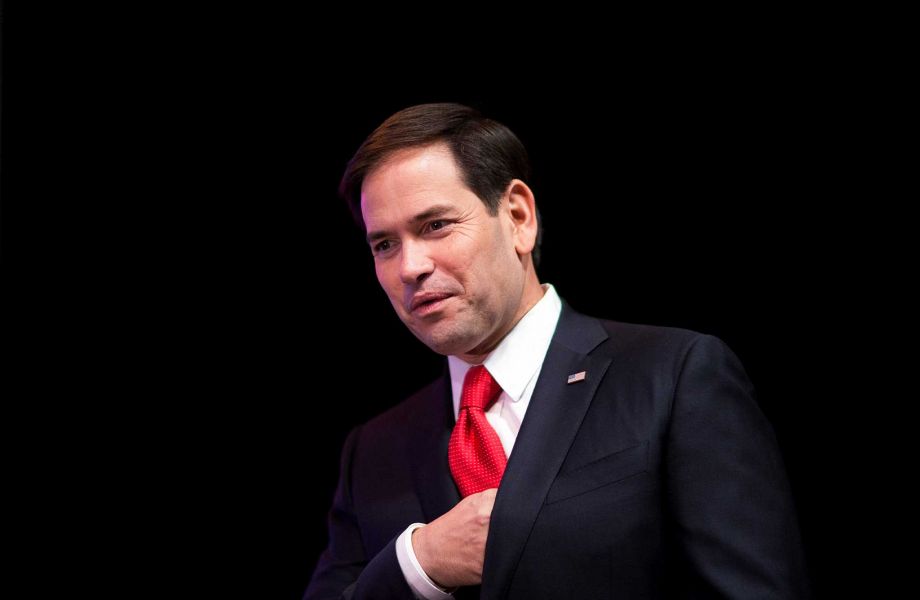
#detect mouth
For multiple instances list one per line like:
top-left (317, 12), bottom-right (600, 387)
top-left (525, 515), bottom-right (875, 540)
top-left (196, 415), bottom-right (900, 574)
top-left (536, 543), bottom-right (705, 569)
top-left (409, 292), bottom-right (454, 316)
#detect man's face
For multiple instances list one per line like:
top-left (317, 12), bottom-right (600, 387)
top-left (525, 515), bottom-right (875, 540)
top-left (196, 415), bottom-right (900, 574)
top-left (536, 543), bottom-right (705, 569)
top-left (361, 143), bottom-right (525, 359)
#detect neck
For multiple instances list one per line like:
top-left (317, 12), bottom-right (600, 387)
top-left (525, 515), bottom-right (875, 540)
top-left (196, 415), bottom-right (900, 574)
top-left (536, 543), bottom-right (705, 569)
top-left (457, 273), bottom-right (545, 364)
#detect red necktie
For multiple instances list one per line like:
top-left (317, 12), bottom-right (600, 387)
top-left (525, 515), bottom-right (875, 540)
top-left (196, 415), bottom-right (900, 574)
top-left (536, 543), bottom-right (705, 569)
top-left (448, 365), bottom-right (507, 497)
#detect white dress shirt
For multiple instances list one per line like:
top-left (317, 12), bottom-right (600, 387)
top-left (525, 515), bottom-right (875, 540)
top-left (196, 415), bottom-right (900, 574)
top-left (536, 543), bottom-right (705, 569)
top-left (395, 284), bottom-right (563, 599)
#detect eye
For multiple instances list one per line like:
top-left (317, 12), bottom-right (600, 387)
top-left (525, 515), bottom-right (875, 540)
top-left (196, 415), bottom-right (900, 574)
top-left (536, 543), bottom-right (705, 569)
top-left (428, 220), bottom-right (447, 232)
top-left (373, 240), bottom-right (392, 253)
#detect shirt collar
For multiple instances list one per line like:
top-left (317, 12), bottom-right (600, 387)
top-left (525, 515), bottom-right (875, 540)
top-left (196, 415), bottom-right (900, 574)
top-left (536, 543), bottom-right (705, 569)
top-left (448, 283), bottom-right (562, 409)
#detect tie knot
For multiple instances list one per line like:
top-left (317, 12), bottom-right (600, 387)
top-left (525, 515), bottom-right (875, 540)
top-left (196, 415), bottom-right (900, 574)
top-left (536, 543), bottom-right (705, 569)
top-left (460, 365), bottom-right (502, 411)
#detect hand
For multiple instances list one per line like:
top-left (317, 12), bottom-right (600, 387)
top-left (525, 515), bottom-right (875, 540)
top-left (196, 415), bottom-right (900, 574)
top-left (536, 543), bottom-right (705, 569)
top-left (412, 488), bottom-right (497, 588)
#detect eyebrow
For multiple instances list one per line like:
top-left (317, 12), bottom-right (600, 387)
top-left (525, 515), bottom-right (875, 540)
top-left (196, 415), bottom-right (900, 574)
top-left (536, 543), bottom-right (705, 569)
top-left (365, 204), bottom-right (458, 244)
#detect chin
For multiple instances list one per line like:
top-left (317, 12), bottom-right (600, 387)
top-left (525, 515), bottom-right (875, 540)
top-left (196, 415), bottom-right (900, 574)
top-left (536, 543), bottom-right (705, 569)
top-left (417, 336), bottom-right (463, 357)
top-left (414, 326), bottom-right (478, 357)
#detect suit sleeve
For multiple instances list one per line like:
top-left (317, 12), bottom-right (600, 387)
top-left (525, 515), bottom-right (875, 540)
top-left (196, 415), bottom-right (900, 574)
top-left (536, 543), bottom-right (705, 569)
top-left (304, 426), bottom-right (416, 600)
top-left (665, 334), bottom-right (812, 599)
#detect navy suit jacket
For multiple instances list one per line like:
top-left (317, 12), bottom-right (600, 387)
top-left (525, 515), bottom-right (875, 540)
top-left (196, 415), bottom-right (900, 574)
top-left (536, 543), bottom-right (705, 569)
top-left (305, 304), bottom-right (811, 599)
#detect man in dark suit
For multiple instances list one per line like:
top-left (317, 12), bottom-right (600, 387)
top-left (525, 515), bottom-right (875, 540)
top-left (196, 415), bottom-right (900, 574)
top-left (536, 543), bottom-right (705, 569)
top-left (305, 103), bottom-right (810, 599)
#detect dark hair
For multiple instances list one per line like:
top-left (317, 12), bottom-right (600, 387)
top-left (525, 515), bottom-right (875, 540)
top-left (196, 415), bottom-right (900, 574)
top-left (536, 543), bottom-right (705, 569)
top-left (339, 103), bottom-right (542, 266)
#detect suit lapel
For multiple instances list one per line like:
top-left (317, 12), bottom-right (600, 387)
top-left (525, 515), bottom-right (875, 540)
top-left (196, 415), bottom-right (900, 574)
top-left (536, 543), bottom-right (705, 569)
top-left (480, 305), bottom-right (612, 600)
top-left (409, 370), bottom-right (461, 522)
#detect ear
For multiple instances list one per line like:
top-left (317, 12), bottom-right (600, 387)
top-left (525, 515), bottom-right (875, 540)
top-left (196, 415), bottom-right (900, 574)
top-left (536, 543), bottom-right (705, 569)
top-left (504, 179), bottom-right (538, 257)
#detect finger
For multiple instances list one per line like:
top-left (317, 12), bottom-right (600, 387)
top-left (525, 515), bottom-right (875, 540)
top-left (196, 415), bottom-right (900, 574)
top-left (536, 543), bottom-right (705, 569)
top-left (480, 488), bottom-right (498, 507)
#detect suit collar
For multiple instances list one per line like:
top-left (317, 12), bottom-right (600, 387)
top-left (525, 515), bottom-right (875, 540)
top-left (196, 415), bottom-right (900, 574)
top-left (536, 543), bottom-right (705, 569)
top-left (549, 299), bottom-right (610, 354)
top-left (408, 367), bottom-right (461, 522)
top-left (481, 303), bottom-right (612, 600)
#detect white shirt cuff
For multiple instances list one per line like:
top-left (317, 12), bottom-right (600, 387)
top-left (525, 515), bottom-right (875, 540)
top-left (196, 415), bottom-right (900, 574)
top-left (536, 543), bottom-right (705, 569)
top-left (395, 523), bottom-right (455, 599)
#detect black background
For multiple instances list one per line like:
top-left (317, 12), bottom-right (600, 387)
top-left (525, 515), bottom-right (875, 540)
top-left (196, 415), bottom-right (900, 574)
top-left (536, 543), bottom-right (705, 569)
top-left (5, 12), bottom-right (876, 598)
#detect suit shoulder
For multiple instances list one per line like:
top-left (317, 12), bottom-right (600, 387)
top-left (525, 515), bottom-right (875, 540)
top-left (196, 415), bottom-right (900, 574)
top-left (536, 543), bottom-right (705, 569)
top-left (556, 304), bottom-right (729, 364)
top-left (354, 374), bottom-right (447, 439)
top-left (597, 319), bottom-right (709, 352)
top-left (586, 318), bottom-right (748, 387)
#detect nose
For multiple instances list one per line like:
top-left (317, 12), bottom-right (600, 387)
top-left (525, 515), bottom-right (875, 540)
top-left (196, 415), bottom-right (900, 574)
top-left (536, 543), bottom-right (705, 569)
top-left (398, 239), bottom-right (434, 285)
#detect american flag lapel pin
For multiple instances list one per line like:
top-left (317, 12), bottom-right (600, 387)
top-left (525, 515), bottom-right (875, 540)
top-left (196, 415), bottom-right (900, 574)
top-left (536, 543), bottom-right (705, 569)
top-left (567, 371), bottom-right (586, 384)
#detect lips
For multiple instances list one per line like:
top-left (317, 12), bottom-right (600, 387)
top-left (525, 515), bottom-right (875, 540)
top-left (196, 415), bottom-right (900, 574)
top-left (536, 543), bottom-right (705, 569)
top-left (409, 292), bottom-right (454, 313)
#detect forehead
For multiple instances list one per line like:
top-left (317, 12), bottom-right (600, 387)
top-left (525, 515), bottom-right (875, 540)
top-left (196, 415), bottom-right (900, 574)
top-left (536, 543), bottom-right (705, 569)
top-left (361, 143), bottom-right (479, 223)
top-left (363, 144), bottom-right (462, 199)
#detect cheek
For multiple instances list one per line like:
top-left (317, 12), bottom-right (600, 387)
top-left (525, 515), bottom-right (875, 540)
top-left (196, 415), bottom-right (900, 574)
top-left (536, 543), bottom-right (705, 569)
top-left (375, 263), bottom-right (398, 294)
